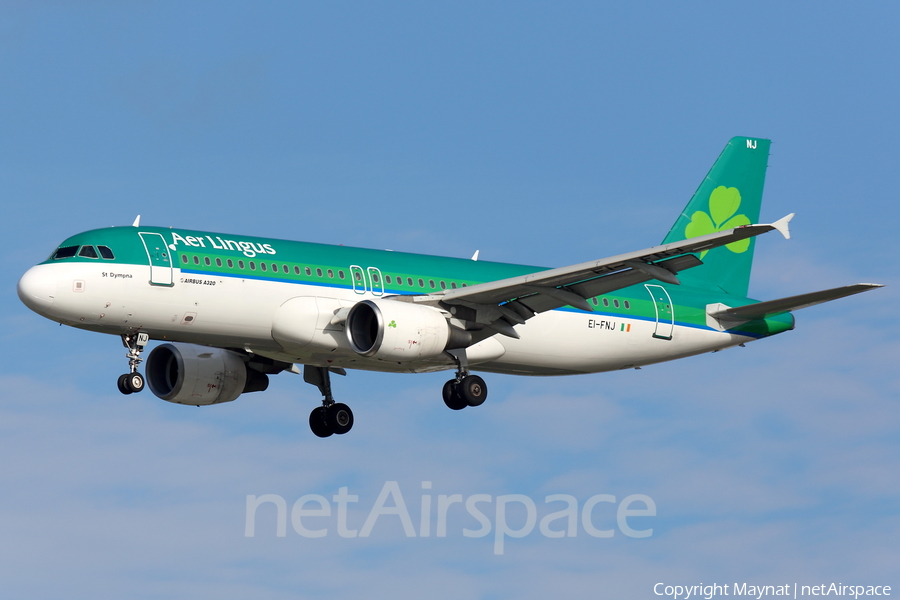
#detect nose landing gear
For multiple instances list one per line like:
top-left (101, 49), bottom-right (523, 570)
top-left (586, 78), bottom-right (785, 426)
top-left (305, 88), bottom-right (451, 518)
top-left (117, 332), bottom-right (148, 395)
top-left (304, 366), bottom-right (354, 437)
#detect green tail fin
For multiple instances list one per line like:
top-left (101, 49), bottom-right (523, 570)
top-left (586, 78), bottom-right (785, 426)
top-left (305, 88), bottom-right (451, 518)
top-left (662, 136), bottom-right (771, 298)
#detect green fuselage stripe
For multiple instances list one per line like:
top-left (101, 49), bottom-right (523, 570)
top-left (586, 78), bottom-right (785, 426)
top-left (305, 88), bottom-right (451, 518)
top-left (44, 225), bottom-right (792, 340)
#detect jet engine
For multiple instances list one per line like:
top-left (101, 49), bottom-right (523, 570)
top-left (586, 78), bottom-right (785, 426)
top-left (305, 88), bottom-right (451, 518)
top-left (145, 343), bottom-right (269, 406)
top-left (345, 299), bottom-right (471, 361)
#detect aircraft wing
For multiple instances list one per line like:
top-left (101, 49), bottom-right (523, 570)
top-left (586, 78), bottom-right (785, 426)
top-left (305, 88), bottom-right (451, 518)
top-left (421, 215), bottom-right (795, 337)
top-left (707, 283), bottom-right (884, 321)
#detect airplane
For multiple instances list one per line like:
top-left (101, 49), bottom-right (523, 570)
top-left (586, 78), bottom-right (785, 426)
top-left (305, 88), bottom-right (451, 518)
top-left (17, 137), bottom-right (882, 438)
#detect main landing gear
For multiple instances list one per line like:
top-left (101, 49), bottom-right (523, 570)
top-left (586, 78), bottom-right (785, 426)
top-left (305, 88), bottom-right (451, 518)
top-left (302, 353), bottom-right (487, 437)
top-left (305, 366), bottom-right (353, 438)
top-left (117, 332), bottom-right (149, 395)
top-left (442, 351), bottom-right (488, 411)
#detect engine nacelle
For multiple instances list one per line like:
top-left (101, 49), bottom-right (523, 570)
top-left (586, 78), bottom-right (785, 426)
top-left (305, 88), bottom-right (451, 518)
top-left (145, 343), bottom-right (267, 406)
top-left (345, 299), bottom-right (470, 361)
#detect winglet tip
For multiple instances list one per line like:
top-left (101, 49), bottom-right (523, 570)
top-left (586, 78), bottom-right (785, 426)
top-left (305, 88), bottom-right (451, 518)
top-left (132, 215), bottom-right (141, 227)
top-left (772, 213), bottom-right (794, 239)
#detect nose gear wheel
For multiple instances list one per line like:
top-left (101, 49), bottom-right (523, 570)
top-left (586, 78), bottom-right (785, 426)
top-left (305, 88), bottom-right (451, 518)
top-left (117, 332), bottom-right (148, 395)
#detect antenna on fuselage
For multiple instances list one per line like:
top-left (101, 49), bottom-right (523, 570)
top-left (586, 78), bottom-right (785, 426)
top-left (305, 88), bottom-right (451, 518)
top-left (132, 215), bottom-right (141, 227)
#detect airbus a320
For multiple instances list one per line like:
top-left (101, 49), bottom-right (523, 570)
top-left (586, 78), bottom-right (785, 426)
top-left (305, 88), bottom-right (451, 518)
top-left (17, 138), bottom-right (882, 437)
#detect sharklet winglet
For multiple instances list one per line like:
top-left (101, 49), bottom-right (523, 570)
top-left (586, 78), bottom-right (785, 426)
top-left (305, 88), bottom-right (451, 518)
top-left (771, 213), bottom-right (793, 240)
top-left (132, 215), bottom-right (141, 227)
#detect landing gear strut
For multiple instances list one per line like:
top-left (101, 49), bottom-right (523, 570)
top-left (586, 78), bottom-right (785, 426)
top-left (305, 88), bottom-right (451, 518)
top-left (117, 332), bottom-right (148, 395)
top-left (305, 366), bottom-right (353, 438)
top-left (443, 350), bottom-right (488, 410)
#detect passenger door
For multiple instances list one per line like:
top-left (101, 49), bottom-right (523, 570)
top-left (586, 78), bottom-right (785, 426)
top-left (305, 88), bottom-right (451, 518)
top-left (645, 284), bottom-right (674, 340)
top-left (139, 232), bottom-right (174, 286)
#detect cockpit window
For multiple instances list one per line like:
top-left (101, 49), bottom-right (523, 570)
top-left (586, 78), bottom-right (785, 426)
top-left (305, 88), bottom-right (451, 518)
top-left (78, 245), bottom-right (99, 259)
top-left (53, 246), bottom-right (79, 259)
top-left (98, 246), bottom-right (115, 259)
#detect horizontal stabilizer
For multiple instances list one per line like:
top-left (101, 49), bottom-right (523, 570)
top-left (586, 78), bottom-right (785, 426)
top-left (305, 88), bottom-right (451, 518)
top-left (708, 283), bottom-right (884, 321)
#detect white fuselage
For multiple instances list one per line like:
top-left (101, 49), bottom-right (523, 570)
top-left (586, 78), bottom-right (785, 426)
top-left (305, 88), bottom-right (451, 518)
top-left (19, 261), bottom-right (753, 377)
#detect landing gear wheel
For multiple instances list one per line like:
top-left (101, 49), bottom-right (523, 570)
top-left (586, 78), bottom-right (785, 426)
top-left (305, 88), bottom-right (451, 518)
top-left (442, 380), bottom-right (467, 410)
top-left (459, 375), bottom-right (487, 407)
top-left (326, 403), bottom-right (354, 435)
top-left (117, 374), bottom-right (133, 395)
top-left (118, 333), bottom-right (148, 395)
top-left (309, 407), bottom-right (333, 438)
top-left (126, 372), bottom-right (145, 393)
top-left (304, 366), bottom-right (354, 438)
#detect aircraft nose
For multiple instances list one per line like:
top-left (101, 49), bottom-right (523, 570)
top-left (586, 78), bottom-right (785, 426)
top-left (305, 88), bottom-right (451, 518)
top-left (17, 265), bottom-right (57, 313)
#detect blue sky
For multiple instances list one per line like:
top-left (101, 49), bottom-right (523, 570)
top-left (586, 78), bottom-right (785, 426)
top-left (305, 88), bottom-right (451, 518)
top-left (1, 2), bottom-right (897, 598)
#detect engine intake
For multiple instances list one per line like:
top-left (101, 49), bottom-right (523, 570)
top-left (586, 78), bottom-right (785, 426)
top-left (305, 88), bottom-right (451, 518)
top-left (145, 343), bottom-right (268, 406)
top-left (345, 299), bottom-right (470, 361)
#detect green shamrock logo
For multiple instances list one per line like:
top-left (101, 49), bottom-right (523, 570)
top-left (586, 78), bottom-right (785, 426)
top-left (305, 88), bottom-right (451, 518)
top-left (388, 320), bottom-right (397, 328)
top-left (685, 186), bottom-right (751, 258)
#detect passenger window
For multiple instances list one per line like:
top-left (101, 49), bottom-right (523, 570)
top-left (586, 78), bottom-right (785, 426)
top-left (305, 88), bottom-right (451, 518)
top-left (316, 268), bottom-right (323, 277)
top-left (249, 262), bottom-right (256, 270)
top-left (272, 263), bottom-right (278, 272)
top-left (305, 267), bottom-right (312, 276)
top-left (261, 262), bottom-right (267, 271)
top-left (395, 277), bottom-right (402, 286)
top-left (355, 271), bottom-right (362, 281)
top-left (53, 246), bottom-right (79, 259)
top-left (181, 255), bottom-right (188, 264)
top-left (372, 272), bottom-right (380, 284)
top-left (451, 282), bottom-right (457, 289)
top-left (624, 300), bottom-right (631, 309)
top-left (238, 260), bottom-right (245, 269)
top-left (461, 283), bottom-right (467, 287)
top-left (193, 256), bottom-right (200, 265)
top-left (440, 281), bottom-right (446, 290)
top-left (283, 264), bottom-right (289, 274)
top-left (613, 299), bottom-right (620, 308)
top-left (204, 257), bottom-right (211, 266)
top-left (418, 278), bottom-right (424, 288)
top-left (78, 245), bottom-right (98, 259)
top-left (339, 270), bottom-right (345, 279)
top-left (294, 266), bottom-right (300, 275)
top-left (227, 259), bottom-right (234, 268)
top-left (327, 269), bottom-right (334, 278)
top-left (602, 298), bottom-right (609, 307)
top-left (98, 246), bottom-right (115, 259)
top-left (592, 297), bottom-right (598, 306)
top-left (385, 275), bottom-right (392, 284)
top-left (216, 258), bottom-right (222, 267)
top-left (407, 277), bottom-right (413, 286)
